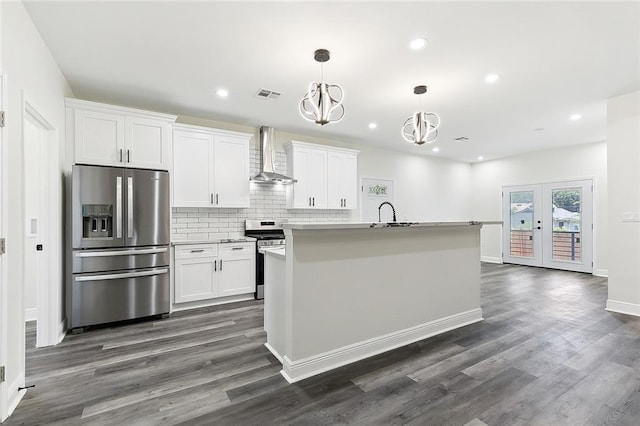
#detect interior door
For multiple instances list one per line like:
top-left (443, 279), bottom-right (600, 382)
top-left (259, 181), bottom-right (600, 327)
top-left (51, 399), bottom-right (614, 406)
top-left (503, 180), bottom-right (593, 273)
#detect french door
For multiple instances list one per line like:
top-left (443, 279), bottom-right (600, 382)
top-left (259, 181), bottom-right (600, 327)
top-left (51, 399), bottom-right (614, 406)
top-left (502, 179), bottom-right (593, 273)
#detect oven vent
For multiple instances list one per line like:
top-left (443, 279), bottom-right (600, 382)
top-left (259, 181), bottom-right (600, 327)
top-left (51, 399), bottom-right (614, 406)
top-left (255, 89), bottom-right (282, 101)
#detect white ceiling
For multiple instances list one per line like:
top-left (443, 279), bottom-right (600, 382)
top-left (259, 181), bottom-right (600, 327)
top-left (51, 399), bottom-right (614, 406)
top-left (24, 1), bottom-right (640, 163)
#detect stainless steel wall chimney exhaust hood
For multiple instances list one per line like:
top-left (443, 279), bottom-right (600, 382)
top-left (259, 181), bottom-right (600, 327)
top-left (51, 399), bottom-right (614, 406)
top-left (251, 126), bottom-right (297, 184)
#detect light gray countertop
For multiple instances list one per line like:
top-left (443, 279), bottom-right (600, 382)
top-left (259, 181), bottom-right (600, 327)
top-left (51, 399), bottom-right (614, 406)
top-left (171, 237), bottom-right (256, 246)
top-left (283, 220), bottom-right (502, 231)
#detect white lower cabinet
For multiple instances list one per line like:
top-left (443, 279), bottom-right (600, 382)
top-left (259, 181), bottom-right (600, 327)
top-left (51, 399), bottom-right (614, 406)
top-left (218, 243), bottom-right (256, 297)
top-left (173, 242), bottom-right (255, 305)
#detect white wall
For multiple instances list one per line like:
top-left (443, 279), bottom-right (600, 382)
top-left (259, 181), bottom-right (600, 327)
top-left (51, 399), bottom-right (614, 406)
top-left (172, 115), bottom-right (473, 239)
top-left (471, 141), bottom-right (608, 272)
top-left (606, 91), bottom-right (640, 315)
top-left (1, 0), bottom-right (72, 416)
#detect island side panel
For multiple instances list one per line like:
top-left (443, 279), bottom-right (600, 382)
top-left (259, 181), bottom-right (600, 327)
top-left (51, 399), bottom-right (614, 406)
top-left (287, 225), bottom-right (482, 362)
top-left (263, 251), bottom-right (287, 361)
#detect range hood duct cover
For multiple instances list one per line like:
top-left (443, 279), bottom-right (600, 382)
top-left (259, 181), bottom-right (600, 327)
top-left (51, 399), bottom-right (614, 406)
top-left (251, 126), bottom-right (297, 184)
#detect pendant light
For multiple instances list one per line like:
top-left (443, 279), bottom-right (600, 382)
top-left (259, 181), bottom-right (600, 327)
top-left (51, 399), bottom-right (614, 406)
top-left (299, 49), bottom-right (345, 126)
top-left (401, 85), bottom-right (441, 145)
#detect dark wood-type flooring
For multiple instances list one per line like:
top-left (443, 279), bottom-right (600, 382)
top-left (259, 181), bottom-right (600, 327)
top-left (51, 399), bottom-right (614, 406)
top-left (6, 263), bottom-right (640, 425)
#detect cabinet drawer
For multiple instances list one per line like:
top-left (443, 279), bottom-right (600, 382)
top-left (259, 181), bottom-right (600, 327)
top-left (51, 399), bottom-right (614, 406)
top-left (219, 242), bottom-right (254, 259)
top-left (175, 244), bottom-right (218, 260)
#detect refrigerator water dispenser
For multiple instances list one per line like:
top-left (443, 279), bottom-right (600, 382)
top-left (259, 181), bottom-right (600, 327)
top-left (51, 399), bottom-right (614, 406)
top-left (82, 204), bottom-right (113, 238)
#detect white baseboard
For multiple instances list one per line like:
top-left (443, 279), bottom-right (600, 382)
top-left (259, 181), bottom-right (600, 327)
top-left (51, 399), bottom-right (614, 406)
top-left (481, 256), bottom-right (503, 264)
top-left (606, 299), bottom-right (640, 317)
top-left (593, 269), bottom-right (608, 278)
top-left (24, 307), bottom-right (37, 322)
top-left (6, 372), bottom-right (26, 420)
top-left (57, 319), bottom-right (67, 344)
top-left (264, 342), bottom-right (284, 364)
top-left (281, 308), bottom-right (483, 383)
top-left (171, 294), bottom-right (254, 313)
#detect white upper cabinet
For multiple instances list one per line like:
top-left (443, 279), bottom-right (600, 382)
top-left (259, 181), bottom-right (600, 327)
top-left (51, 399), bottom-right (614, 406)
top-left (327, 150), bottom-right (358, 209)
top-left (172, 124), bottom-right (251, 208)
top-left (285, 141), bottom-right (358, 210)
top-left (172, 128), bottom-right (214, 207)
top-left (213, 135), bottom-right (250, 208)
top-left (67, 98), bottom-right (176, 170)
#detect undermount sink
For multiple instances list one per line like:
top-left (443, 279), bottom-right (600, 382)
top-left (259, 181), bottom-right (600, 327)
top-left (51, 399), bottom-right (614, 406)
top-left (386, 222), bottom-right (413, 227)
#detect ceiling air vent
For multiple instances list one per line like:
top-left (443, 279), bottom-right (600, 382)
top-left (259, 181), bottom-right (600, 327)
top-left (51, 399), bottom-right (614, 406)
top-left (454, 136), bottom-right (470, 142)
top-left (255, 88), bottom-right (282, 101)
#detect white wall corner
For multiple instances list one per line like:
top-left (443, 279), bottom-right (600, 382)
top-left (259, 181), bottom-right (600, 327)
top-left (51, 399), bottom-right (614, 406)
top-left (481, 256), bottom-right (503, 264)
top-left (593, 269), bottom-right (608, 278)
top-left (606, 299), bottom-right (640, 317)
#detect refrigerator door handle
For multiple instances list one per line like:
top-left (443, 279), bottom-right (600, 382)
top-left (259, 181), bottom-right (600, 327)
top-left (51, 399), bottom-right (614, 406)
top-left (75, 268), bottom-right (169, 282)
top-left (74, 247), bottom-right (168, 258)
top-left (127, 176), bottom-right (133, 238)
top-left (116, 176), bottom-right (123, 238)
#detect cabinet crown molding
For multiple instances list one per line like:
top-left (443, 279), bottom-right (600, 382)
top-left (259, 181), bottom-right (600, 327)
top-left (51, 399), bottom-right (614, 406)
top-left (173, 123), bottom-right (253, 140)
top-left (286, 140), bottom-right (359, 155)
top-left (65, 98), bottom-right (177, 122)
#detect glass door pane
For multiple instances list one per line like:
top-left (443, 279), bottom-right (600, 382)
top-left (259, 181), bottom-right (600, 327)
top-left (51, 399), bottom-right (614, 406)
top-left (509, 191), bottom-right (534, 258)
top-left (551, 188), bottom-right (582, 262)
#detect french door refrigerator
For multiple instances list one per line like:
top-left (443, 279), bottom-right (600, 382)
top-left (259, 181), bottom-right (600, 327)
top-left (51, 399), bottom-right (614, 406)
top-left (68, 164), bottom-right (170, 330)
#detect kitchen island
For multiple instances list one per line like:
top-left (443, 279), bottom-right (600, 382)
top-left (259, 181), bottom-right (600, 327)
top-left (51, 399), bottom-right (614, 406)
top-left (263, 221), bottom-right (501, 383)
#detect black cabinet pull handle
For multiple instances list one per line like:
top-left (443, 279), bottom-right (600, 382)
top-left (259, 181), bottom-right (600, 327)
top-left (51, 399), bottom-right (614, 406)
top-left (214, 260), bottom-right (217, 271)
top-left (220, 259), bottom-right (223, 271)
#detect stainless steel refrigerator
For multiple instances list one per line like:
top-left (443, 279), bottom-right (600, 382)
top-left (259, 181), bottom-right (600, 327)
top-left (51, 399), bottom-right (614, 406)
top-left (67, 164), bottom-right (170, 330)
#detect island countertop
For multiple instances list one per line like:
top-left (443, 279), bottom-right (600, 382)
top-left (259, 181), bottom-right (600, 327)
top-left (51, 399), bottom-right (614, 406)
top-left (283, 220), bottom-right (502, 231)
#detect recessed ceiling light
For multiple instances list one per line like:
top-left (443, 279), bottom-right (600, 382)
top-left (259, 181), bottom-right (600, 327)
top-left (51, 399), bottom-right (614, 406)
top-left (570, 114), bottom-right (582, 121)
top-left (368, 122), bottom-right (377, 129)
top-left (216, 89), bottom-right (229, 98)
top-left (432, 147), bottom-right (439, 152)
top-left (485, 74), bottom-right (500, 84)
top-left (477, 156), bottom-right (484, 161)
top-left (409, 38), bottom-right (428, 50)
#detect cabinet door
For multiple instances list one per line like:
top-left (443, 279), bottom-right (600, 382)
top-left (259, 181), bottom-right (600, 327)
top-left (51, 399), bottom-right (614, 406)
top-left (213, 136), bottom-right (250, 208)
top-left (172, 130), bottom-right (214, 207)
top-left (341, 153), bottom-right (358, 209)
top-left (288, 147), bottom-right (312, 208)
top-left (174, 256), bottom-right (218, 303)
top-left (327, 151), bottom-right (343, 209)
top-left (218, 244), bottom-right (255, 297)
top-left (75, 109), bottom-right (125, 166)
top-left (308, 148), bottom-right (328, 208)
top-left (125, 116), bottom-right (170, 170)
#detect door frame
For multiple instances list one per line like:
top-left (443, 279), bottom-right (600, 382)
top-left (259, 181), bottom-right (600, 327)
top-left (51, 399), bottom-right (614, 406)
top-left (0, 73), bottom-right (8, 422)
top-left (22, 94), bottom-right (61, 348)
top-left (502, 178), bottom-right (594, 273)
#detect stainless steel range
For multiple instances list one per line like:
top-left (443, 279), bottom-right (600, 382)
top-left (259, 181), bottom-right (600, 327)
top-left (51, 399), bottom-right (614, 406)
top-left (244, 219), bottom-right (286, 299)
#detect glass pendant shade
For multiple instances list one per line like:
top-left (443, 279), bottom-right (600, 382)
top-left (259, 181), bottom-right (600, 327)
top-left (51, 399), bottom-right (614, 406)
top-left (299, 49), bottom-right (345, 126)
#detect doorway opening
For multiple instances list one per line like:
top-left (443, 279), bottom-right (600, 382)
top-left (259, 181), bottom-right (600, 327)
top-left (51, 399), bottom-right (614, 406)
top-left (23, 101), bottom-right (59, 348)
top-left (502, 179), bottom-right (593, 273)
